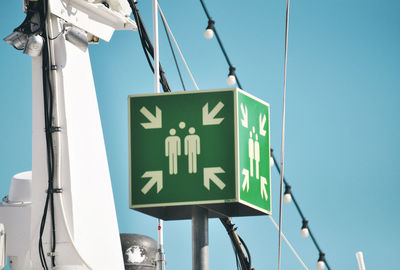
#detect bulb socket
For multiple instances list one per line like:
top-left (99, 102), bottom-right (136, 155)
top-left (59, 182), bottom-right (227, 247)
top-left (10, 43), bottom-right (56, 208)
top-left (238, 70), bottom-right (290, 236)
top-left (284, 185), bottom-right (291, 195)
top-left (318, 252), bottom-right (325, 262)
top-left (301, 219), bottom-right (308, 230)
top-left (206, 19), bottom-right (215, 30)
top-left (228, 66), bottom-right (236, 77)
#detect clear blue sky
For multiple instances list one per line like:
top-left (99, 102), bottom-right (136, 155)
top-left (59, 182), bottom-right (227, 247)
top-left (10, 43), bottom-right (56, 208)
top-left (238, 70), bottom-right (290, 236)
top-left (1, 0), bottom-right (399, 269)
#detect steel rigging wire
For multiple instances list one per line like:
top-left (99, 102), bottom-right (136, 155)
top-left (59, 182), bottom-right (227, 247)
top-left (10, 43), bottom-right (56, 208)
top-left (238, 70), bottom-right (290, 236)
top-left (160, 12), bottom-right (186, 91)
top-left (277, 0), bottom-right (291, 269)
top-left (157, 3), bottom-right (199, 90)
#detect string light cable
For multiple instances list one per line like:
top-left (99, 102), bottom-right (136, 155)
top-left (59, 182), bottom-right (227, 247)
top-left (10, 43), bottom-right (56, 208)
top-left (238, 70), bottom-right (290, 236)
top-left (197, 0), bottom-right (332, 268)
top-left (220, 217), bottom-right (253, 270)
top-left (199, 0), bottom-right (242, 88)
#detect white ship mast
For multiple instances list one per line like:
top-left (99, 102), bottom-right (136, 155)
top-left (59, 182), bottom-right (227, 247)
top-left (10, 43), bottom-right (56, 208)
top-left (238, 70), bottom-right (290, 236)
top-left (0, 0), bottom-right (136, 269)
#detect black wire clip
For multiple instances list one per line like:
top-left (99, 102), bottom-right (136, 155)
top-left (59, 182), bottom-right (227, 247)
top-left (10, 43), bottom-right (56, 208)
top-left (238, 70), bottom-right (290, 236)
top-left (49, 126), bottom-right (62, 133)
top-left (47, 252), bottom-right (56, 257)
top-left (47, 188), bottom-right (63, 194)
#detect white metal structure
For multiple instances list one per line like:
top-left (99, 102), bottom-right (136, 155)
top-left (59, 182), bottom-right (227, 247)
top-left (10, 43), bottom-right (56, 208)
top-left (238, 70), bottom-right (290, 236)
top-left (0, 0), bottom-right (136, 269)
top-left (356, 252), bottom-right (366, 270)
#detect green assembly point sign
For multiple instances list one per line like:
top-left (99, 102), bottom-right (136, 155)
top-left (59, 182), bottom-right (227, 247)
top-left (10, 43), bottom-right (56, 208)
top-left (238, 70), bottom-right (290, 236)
top-left (129, 88), bottom-right (270, 220)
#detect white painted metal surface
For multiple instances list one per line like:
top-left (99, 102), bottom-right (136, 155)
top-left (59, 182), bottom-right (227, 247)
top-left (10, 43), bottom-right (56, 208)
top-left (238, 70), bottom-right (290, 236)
top-left (49, 0), bottom-right (137, 42)
top-left (356, 252), bottom-right (366, 270)
top-left (0, 224), bottom-right (5, 269)
top-left (0, 172), bottom-right (32, 260)
top-left (0, 0), bottom-right (139, 268)
top-left (0, 13), bottom-right (125, 270)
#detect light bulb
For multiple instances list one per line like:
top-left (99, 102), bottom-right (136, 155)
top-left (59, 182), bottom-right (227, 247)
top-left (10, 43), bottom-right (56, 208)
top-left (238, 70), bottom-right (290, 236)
top-left (227, 74), bottom-right (236, 86)
top-left (283, 193), bottom-right (292, 203)
top-left (300, 227), bottom-right (309, 238)
top-left (204, 28), bottom-right (214, 39)
top-left (316, 260), bottom-right (325, 270)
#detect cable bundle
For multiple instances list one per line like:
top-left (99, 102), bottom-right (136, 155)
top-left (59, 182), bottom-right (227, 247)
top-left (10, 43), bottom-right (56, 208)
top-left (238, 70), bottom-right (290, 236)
top-left (127, 0), bottom-right (171, 92)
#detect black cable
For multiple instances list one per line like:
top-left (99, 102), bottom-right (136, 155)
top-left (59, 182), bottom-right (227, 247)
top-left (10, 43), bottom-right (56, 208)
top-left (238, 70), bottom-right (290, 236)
top-left (127, 0), bottom-right (171, 92)
top-left (160, 12), bottom-right (186, 91)
top-left (37, 0), bottom-right (57, 268)
top-left (198, 0), bottom-right (242, 89)
top-left (220, 218), bottom-right (253, 270)
top-left (238, 235), bottom-right (252, 268)
top-left (271, 149), bottom-right (331, 270)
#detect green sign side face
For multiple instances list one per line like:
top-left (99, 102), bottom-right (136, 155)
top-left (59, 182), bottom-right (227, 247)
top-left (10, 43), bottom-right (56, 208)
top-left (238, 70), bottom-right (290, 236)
top-left (129, 90), bottom-right (236, 207)
top-left (237, 90), bottom-right (271, 213)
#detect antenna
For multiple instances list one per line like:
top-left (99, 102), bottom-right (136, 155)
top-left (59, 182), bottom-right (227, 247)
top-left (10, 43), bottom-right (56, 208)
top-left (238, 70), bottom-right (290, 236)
top-left (356, 251), bottom-right (366, 270)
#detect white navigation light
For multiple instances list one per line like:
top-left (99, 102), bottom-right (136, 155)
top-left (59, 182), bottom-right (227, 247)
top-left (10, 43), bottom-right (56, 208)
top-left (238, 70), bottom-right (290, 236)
top-left (4, 31), bottom-right (28, 50)
top-left (23, 34), bottom-right (44, 57)
top-left (65, 27), bottom-right (88, 52)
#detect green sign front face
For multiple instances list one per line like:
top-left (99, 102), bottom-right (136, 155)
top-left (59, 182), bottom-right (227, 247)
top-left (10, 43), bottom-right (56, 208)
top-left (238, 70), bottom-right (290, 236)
top-left (129, 89), bottom-right (270, 218)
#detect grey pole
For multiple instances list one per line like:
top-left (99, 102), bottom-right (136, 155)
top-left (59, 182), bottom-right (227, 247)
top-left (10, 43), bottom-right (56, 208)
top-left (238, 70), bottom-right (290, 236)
top-left (192, 206), bottom-right (209, 270)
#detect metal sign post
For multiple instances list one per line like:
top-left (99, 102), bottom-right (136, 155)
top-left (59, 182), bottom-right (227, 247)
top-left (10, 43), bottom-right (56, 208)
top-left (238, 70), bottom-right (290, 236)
top-left (192, 207), bottom-right (209, 270)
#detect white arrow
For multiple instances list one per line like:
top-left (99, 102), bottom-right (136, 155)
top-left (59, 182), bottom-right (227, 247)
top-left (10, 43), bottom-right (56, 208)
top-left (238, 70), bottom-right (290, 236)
top-left (259, 113), bottom-right (267, 136)
top-left (202, 102), bottom-right (224, 125)
top-left (240, 103), bottom-right (248, 128)
top-left (204, 167), bottom-right (226, 190)
top-left (242, 168), bottom-right (249, 192)
top-left (140, 106), bottom-right (162, 129)
top-left (261, 176), bottom-right (268, 200)
top-left (141, 171), bottom-right (163, 194)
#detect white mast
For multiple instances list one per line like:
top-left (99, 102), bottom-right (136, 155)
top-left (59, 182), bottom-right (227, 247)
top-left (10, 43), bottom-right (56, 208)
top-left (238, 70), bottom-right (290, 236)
top-left (0, 0), bottom-right (136, 269)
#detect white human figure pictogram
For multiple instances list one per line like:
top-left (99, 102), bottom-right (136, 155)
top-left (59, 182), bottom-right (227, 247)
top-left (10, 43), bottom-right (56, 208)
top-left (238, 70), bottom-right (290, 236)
top-left (165, 128), bottom-right (181, 175)
top-left (248, 130), bottom-right (255, 177)
top-left (254, 134), bottom-right (260, 179)
top-left (184, 127), bottom-right (201, 174)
